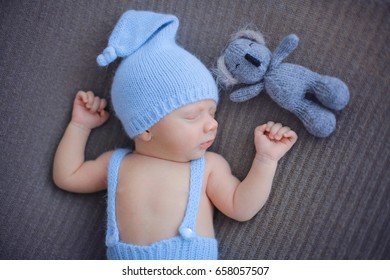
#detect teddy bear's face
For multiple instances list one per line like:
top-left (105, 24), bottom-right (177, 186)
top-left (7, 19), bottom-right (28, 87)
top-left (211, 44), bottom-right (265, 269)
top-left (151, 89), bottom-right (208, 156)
top-left (224, 38), bottom-right (271, 84)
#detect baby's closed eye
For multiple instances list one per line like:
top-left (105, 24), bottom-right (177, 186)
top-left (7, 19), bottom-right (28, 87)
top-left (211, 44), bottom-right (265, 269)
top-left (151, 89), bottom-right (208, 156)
top-left (183, 111), bottom-right (200, 120)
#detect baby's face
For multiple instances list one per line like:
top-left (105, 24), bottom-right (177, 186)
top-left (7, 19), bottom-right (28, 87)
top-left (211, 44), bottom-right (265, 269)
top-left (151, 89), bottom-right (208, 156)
top-left (147, 99), bottom-right (218, 162)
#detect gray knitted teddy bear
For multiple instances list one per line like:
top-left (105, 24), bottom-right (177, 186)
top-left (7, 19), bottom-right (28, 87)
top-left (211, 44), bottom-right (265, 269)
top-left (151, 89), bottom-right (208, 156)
top-left (215, 29), bottom-right (350, 137)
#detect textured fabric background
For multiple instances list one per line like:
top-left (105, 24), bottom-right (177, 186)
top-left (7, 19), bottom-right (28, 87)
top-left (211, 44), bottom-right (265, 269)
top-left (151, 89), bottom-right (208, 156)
top-left (0, 0), bottom-right (389, 259)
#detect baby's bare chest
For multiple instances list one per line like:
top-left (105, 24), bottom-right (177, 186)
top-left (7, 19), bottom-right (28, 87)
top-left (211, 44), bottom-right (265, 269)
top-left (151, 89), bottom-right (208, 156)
top-left (115, 158), bottom-right (214, 244)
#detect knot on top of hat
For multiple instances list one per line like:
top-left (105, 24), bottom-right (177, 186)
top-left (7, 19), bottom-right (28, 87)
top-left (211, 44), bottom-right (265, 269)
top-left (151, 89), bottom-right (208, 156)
top-left (97, 10), bottom-right (179, 67)
top-left (97, 46), bottom-right (117, 67)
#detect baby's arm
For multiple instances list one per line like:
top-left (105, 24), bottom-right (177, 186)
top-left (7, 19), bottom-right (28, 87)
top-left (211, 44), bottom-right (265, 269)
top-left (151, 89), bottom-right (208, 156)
top-left (53, 91), bottom-right (112, 193)
top-left (206, 122), bottom-right (297, 221)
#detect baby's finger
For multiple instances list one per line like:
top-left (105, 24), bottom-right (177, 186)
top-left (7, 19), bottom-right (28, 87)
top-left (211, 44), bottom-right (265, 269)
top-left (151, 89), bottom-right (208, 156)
top-left (99, 109), bottom-right (110, 121)
top-left (86, 91), bottom-right (95, 109)
top-left (269, 123), bottom-right (282, 139)
top-left (98, 98), bottom-right (107, 112)
top-left (256, 124), bottom-right (268, 134)
top-left (266, 121), bottom-right (275, 132)
top-left (75, 91), bottom-right (88, 103)
top-left (91, 96), bottom-right (101, 112)
top-left (284, 130), bottom-right (298, 141)
top-left (275, 126), bottom-right (291, 140)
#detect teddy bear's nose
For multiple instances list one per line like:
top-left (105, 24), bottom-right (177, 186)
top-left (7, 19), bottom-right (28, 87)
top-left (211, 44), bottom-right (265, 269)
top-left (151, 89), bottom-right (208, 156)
top-left (245, 53), bottom-right (261, 67)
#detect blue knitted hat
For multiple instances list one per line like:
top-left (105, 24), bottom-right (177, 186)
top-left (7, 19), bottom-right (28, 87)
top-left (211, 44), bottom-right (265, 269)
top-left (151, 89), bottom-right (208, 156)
top-left (97, 10), bottom-right (219, 138)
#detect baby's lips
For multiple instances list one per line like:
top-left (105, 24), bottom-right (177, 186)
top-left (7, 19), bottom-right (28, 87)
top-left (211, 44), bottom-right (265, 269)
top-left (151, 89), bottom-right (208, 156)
top-left (201, 139), bottom-right (215, 149)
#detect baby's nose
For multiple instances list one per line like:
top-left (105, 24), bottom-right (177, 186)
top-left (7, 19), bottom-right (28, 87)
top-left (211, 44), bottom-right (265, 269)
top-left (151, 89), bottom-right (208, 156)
top-left (205, 118), bottom-right (218, 132)
top-left (245, 53), bottom-right (261, 67)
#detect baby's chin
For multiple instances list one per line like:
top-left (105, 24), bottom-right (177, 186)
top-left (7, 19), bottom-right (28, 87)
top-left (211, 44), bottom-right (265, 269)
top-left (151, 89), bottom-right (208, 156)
top-left (162, 150), bottom-right (208, 163)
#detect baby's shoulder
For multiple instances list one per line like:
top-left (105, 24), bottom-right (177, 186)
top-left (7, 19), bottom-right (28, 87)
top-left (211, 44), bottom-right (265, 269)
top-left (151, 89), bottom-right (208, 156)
top-left (115, 153), bottom-right (164, 184)
top-left (205, 151), bottom-right (224, 161)
top-left (204, 151), bottom-right (230, 170)
top-left (121, 152), bottom-right (153, 168)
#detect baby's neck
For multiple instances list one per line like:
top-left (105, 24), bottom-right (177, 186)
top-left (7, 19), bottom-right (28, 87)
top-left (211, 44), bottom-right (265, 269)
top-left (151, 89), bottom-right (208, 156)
top-left (132, 149), bottom-right (190, 164)
top-left (133, 136), bottom-right (198, 163)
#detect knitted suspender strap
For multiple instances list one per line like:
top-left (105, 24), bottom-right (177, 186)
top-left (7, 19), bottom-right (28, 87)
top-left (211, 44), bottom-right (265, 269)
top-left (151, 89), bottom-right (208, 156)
top-left (106, 148), bottom-right (131, 246)
top-left (179, 156), bottom-right (205, 239)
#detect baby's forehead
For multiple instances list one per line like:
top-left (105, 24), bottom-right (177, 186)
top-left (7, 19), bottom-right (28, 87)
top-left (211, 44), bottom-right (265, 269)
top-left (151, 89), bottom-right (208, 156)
top-left (175, 99), bottom-right (217, 112)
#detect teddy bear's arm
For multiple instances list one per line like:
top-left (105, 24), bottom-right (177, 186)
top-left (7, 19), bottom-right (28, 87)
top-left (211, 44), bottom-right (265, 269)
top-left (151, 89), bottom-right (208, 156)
top-left (230, 82), bottom-right (264, 102)
top-left (270, 34), bottom-right (299, 69)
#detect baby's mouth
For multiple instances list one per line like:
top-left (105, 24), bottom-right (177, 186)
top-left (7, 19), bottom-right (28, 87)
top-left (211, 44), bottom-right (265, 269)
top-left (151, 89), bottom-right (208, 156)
top-left (201, 139), bottom-right (215, 149)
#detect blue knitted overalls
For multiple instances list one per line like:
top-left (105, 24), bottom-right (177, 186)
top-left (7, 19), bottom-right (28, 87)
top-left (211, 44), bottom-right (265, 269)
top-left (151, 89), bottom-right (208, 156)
top-left (106, 149), bottom-right (218, 259)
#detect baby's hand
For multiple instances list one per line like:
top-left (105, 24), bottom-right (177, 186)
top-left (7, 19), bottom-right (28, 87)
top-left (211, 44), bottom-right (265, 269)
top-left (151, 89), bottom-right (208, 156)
top-left (254, 122), bottom-right (298, 163)
top-left (71, 91), bottom-right (109, 130)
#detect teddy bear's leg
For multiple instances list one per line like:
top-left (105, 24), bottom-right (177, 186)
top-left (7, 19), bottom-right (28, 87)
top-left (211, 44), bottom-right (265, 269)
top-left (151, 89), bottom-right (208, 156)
top-left (312, 76), bottom-right (350, 110)
top-left (293, 99), bottom-right (336, 137)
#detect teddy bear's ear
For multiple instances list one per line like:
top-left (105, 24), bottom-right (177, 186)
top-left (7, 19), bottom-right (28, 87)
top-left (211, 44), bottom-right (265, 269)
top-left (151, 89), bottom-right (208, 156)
top-left (230, 29), bottom-right (265, 45)
top-left (212, 55), bottom-right (239, 88)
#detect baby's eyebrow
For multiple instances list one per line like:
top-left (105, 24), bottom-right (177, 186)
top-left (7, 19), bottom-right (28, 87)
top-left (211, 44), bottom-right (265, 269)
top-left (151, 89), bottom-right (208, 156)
top-left (184, 107), bottom-right (201, 114)
top-left (179, 102), bottom-right (216, 115)
top-left (184, 106), bottom-right (202, 114)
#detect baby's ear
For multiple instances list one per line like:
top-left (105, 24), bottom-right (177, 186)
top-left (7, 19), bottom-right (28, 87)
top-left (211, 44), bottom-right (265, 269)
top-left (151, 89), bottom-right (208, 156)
top-left (138, 130), bottom-right (153, 142)
top-left (230, 83), bottom-right (264, 102)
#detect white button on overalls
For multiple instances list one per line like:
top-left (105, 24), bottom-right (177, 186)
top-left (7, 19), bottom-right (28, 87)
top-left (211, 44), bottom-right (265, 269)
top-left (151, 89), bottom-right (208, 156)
top-left (181, 227), bottom-right (193, 238)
